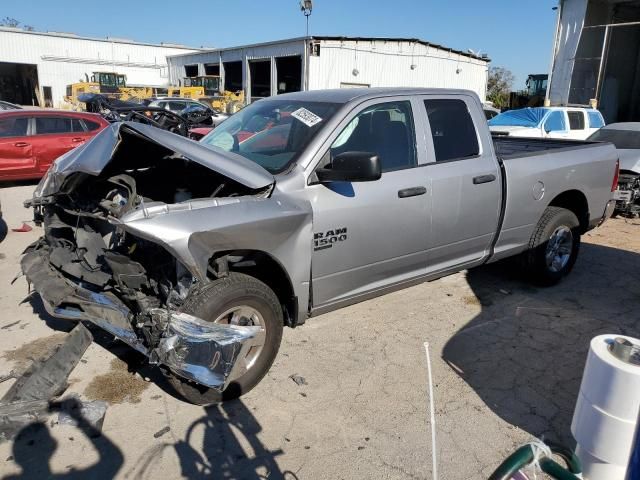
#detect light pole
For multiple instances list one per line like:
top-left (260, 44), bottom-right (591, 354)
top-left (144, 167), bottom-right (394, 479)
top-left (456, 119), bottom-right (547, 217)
top-left (300, 0), bottom-right (313, 37)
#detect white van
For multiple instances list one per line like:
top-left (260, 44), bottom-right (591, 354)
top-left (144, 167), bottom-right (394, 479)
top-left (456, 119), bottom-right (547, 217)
top-left (489, 107), bottom-right (605, 140)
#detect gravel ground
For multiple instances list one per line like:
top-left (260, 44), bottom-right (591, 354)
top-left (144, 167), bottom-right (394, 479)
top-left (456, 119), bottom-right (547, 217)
top-left (0, 183), bottom-right (638, 479)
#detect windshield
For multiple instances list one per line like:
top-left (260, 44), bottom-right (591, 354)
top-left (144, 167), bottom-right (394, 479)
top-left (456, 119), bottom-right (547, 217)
top-left (588, 128), bottom-right (640, 149)
top-left (200, 99), bottom-right (340, 173)
top-left (488, 107), bottom-right (549, 128)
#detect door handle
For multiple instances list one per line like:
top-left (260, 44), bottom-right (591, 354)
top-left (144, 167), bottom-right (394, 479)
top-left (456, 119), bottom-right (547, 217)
top-left (398, 186), bottom-right (427, 198)
top-left (473, 174), bottom-right (496, 185)
top-left (71, 137), bottom-right (85, 143)
top-left (14, 142), bottom-right (30, 147)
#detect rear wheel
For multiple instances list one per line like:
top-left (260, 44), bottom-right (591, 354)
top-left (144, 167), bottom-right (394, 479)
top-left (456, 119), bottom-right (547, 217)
top-left (522, 206), bottom-right (581, 286)
top-left (165, 273), bottom-right (283, 405)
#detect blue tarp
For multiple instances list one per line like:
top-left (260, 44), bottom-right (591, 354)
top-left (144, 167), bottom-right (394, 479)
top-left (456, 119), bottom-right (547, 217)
top-left (488, 108), bottom-right (549, 128)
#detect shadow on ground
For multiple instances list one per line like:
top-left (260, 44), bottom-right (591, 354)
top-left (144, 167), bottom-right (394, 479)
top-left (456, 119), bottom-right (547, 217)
top-left (2, 398), bottom-right (123, 480)
top-left (443, 243), bottom-right (640, 446)
top-left (127, 400), bottom-right (299, 480)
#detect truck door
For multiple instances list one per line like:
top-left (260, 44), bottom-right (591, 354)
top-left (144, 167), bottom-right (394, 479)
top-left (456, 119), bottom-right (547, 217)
top-left (419, 95), bottom-right (502, 273)
top-left (308, 98), bottom-right (430, 308)
top-left (543, 111), bottom-right (569, 139)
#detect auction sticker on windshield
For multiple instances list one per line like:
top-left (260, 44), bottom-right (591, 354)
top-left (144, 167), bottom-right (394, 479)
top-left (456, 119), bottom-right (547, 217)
top-left (291, 108), bottom-right (323, 127)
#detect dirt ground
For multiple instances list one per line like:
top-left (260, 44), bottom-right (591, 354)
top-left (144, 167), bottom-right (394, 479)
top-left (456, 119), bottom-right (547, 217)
top-left (0, 183), bottom-right (638, 479)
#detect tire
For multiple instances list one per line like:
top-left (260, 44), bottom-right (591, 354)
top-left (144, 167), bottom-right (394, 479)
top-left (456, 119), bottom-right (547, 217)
top-left (522, 206), bottom-right (581, 286)
top-left (165, 273), bottom-right (283, 405)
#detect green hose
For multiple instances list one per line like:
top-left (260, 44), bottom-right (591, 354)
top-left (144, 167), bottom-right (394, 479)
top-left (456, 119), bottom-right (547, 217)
top-left (488, 445), bottom-right (534, 480)
top-left (488, 442), bottom-right (582, 480)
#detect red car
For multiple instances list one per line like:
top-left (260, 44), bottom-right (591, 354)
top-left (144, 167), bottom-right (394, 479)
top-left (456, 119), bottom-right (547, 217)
top-left (0, 110), bottom-right (109, 181)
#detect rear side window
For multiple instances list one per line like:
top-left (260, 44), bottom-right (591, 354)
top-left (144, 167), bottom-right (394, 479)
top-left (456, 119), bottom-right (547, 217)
top-left (71, 118), bottom-right (85, 132)
top-left (83, 119), bottom-right (102, 131)
top-left (0, 117), bottom-right (28, 137)
top-left (424, 99), bottom-right (479, 162)
top-left (35, 117), bottom-right (72, 134)
top-left (544, 111), bottom-right (566, 132)
top-left (567, 111), bottom-right (585, 130)
top-left (587, 111), bottom-right (605, 128)
top-left (167, 101), bottom-right (187, 111)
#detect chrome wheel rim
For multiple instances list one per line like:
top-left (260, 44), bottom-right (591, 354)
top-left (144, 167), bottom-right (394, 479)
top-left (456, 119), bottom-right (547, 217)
top-left (545, 226), bottom-right (573, 273)
top-left (213, 305), bottom-right (266, 374)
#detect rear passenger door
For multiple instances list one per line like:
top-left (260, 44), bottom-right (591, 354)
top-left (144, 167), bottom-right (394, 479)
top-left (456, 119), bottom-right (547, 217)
top-left (566, 110), bottom-right (588, 139)
top-left (419, 95), bottom-right (502, 274)
top-left (31, 116), bottom-right (83, 172)
top-left (0, 116), bottom-right (35, 179)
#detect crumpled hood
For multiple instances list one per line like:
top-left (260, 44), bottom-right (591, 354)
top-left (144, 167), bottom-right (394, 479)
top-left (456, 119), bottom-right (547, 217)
top-left (489, 125), bottom-right (541, 138)
top-left (32, 122), bottom-right (274, 199)
top-left (617, 149), bottom-right (640, 174)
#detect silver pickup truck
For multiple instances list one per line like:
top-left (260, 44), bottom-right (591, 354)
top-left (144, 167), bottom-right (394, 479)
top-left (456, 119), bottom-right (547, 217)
top-left (22, 88), bottom-right (618, 404)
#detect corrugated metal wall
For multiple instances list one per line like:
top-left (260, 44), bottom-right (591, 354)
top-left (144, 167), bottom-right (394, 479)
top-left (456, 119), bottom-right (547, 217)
top-left (309, 39), bottom-right (489, 101)
top-left (0, 29), bottom-right (197, 107)
top-left (168, 38), bottom-right (489, 103)
top-left (168, 39), bottom-right (305, 97)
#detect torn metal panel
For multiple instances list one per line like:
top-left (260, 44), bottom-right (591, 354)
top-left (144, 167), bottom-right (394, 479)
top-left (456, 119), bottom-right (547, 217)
top-left (149, 310), bottom-right (260, 391)
top-left (21, 249), bottom-right (142, 350)
top-left (1, 323), bottom-right (92, 404)
top-left (28, 122), bottom-right (274, 202)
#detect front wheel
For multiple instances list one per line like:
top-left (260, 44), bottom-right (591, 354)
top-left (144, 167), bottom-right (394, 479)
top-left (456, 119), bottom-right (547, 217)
top-left (165, 273), bottom-right (283, 405)
top-left (522, 206), bottom-right (581, 286)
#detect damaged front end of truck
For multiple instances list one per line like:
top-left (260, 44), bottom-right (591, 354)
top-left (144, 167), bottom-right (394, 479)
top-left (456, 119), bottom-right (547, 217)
top-left (20, 122), bottom-right (308, 398)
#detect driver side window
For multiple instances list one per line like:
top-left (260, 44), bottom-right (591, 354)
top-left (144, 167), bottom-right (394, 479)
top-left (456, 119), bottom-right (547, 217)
top-left (544, 111), bottom-right (566, 132)
top-left (329, 101), bottom-right (417, 173)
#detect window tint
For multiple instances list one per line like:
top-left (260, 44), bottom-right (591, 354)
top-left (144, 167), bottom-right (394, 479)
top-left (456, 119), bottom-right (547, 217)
top-left (568, 111), bottom-right (585, 130)
top-left (83, 119), bottom-right (102, 131)
top-left (0, 117), bottom-right (28, 137)
top-left (544, 111), bottom-right (566, 132)
top-left (587, 111), bottom-right (605, 128)
top-left (167, 101), bottom-right (187, 111)
top-left (35, 117), bottom-right (72, 134)
top-left (330, 101), bottom-right (417, 172)
top-left (424, 99), bottom-right (479, 161)
top-left (71, 118), bottom-right (85, 132)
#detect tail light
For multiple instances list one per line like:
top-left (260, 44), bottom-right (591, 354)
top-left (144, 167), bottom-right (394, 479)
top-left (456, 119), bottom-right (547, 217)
top-left (612, 159), bottom-right (620, 192)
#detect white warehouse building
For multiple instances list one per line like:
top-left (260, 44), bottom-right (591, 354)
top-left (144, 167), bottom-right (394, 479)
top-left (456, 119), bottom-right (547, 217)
top-left (167, 36), bottom-right (490, 104)
top-left (0, 27), bottom-right (200, 107)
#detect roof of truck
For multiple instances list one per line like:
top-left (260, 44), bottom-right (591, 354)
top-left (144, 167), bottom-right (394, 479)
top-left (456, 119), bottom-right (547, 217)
top-left (273, 88), bottom-right (479, 104)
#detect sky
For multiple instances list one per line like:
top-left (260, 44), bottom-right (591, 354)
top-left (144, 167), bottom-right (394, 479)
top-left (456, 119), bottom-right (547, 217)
top-left (2, 0), bottom-right (560, 87)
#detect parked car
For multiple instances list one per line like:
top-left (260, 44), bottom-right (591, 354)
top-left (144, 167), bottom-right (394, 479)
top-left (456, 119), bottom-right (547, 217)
top-left (489, 106), bottom-right (605, 140)
top-left (148, 98), bottom-right (229, 127)
top-left (22, 88), bottom-right (618, 404)
top-left (0, 101), bottom-right (21, 111)
top-left (0, 110), bottom-right (109, 181)
top-left (588, 122), bottom-right (640, 217)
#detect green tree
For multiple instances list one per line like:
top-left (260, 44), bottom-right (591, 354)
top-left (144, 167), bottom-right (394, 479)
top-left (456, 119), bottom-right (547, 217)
top-left (487, 66), bottom-right (514, 109)
top-left (0, 17), bottom-right (34, 31)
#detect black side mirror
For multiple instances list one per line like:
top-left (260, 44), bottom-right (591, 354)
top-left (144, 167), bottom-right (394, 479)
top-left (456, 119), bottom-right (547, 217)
top-left (316, 152), bottom-right (381, 183)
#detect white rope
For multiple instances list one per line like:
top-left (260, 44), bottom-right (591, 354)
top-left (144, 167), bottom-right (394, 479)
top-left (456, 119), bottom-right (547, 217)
top-left (424, 342), bottom-right (439, 480)
top-left (527, 438), bottom-right (552, 480)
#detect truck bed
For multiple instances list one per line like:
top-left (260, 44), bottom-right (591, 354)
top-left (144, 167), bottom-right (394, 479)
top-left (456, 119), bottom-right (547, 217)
top-left (492, 136), bottom-right (600, 159)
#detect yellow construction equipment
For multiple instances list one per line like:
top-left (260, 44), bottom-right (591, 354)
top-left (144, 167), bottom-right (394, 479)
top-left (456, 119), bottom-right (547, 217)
top-left (64, 72), bottom-right (166, 109)
top-left (167, 76), bottom-right (245, 114)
